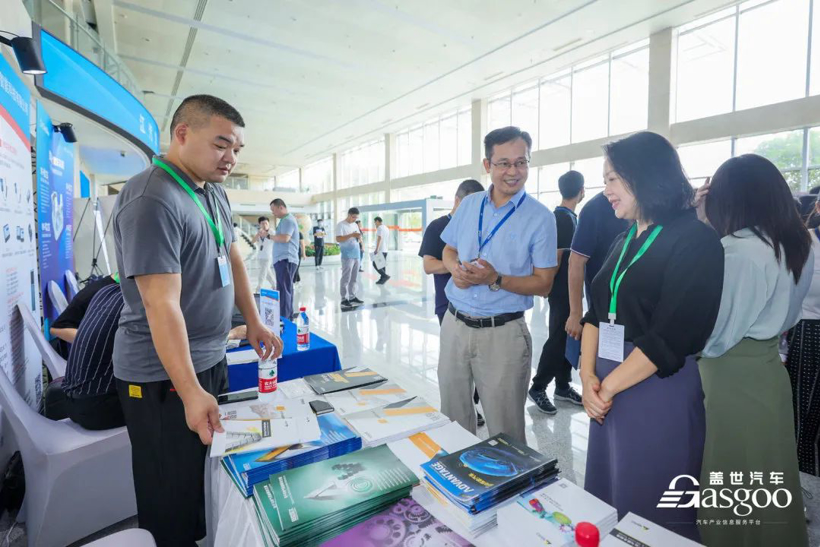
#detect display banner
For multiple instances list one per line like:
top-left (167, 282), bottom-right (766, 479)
top-left (0, 53), bottom-right (43, 410)
top-left (36, 101), bottom-right (74, 333)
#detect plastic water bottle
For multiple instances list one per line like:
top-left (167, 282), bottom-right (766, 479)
top-left (296, 307), bottom-right (310, 351)
top-left (258, 358), bottom-right (278, 394)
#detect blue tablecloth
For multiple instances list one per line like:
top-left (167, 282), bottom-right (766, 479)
top-left (226, 318), bottom-right (341, 391)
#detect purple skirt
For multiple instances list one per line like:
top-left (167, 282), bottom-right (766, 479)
top-left (584, 343), bottom-right (705, 542)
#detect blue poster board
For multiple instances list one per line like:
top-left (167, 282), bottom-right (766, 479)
top-left (36, 102), bottom-right (75, 332)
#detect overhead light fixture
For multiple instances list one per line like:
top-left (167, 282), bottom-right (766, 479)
top-left (54, 123), bottom-right (77, 143)
top-left (0, 31), bottom-right (46, 75)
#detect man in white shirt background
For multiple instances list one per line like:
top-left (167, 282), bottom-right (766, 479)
top-left (373, 216), bottom-right (390, 285)
top-left (252, 216), bottom-right (275, 294)
top-left (336, 207), bottom-right (365, 311)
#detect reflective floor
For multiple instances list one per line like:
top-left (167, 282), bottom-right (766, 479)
top-left (246, 251), bottom-right (589, 486)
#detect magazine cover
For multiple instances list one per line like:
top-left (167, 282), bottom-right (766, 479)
top-left (322, 497), bottom-right (474, 547)
top-left (421, 433), bottom-right (557, 506)
top-left (267, 445), bottom-right (419, 534)
top-left (344, 397), bottom-right (449, 444)
top-left (211, 414), bottom-right (321, 457)
top-left (304, 367), bottom-right (387, 395)
top-left (323, 382), bottom-right (409, 415)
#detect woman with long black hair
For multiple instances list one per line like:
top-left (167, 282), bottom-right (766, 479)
top-left (581, 131), bottom-right (724, 541)
top-left (699, 154), bottom-right (812, 546)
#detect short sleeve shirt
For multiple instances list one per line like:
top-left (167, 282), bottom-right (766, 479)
top-left (313, 226), bottom-right (325, 242)
top-left (51, 275), bottom-right (117, 330)
top-left (375, 225), bottom-right (389, 253)
top-left (273, 215), bottom-right (300, 264)
top-left (112, 156), bottom-right (235, 383)
top-left (336, 221), bottom-right (361, 260)
top-left (570, 191), bottom-right (628, 292)
top-left (551, 206), bottom-right (578, 300)
top-left (441, 186), bottom-right (557, 316)
top-left (418, 214), bottom-right (452, 317)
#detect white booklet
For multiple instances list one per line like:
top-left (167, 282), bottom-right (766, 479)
top-left (601, 512), bottom-right (704, 547)
top-left (323, 382), bottom-right (409, 416)
top-left (210, 413), bottom-right (321, 458)
top-left (497, 478), bottom-right (618, 547)
top-left (218, 396), bottom-right (314, 421)
top-left (387, 421), bottom-right (479, 479)
top-left (343, 396), bottom-right (449, 446)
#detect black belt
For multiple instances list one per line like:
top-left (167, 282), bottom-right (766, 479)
top-left (448, 303), bottom-right (524, 329)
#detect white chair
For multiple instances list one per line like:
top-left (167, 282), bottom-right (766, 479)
top-left (65, 270), bottom-right (80, 301)
top-left (0, 366), bottom-right (136, 547)
top-left (47, 280), bottom-right (68, 315)
top-left (83, 529), bottom-right (156, 546)
top-left (16, 301), bottom-right (66, 378)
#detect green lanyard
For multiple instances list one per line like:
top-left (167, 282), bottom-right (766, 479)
top-left (608, 223), bottom-right (663, 323)
top-left (112, 272), bottom-right (120, 284)
top-left (152, 157), bottom-right (225, 250)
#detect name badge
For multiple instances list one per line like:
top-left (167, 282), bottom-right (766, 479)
top-left (217, 255), bottom-right (231, 287)
top-left (598, 322), bottom-right (625, 362)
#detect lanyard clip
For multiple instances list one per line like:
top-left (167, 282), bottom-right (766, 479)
top-left (608, 312), bottom-right (616, 325)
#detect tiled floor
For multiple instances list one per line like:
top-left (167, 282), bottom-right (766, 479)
top-left (3, 251), bottom-right (819, 545)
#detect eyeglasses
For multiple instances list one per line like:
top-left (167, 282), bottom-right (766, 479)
top-left (490, 159), bottom-right (530, 171)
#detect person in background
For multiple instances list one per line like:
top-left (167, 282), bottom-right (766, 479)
top-left (440, 126), bottom-right (557, 442)
top-left (252, 216), bottom-right (275, 295)
top-left (419, 178), bottom-right (485, 426)
top-left (50, 273), bottom-right (118, 344)
top-left (337, 208), bottom-right (364, 311)
top-left (270, 198), bottom-right (300, 320)
top-left (112, 94), bottom-right (282, 545)
top-left (373, 217), bottom-right (390, 284)
top-left (787, 193), bottom-right (820, 477)
top-left (698, 155), bottom-right (810, 547)
top-left (529, 171), bottom-right (585, 414)
top-left (565, 191), bottom-right (628, 341)
top-left (580, 132), bottom-right (723, 541)
top-left (313, 219), bottom-right (326, 270)
top-left (356, 219), bottom-right (365, 272)
top-left (294, 231), bottom-right (305, 284)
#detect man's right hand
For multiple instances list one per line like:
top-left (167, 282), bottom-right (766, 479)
top-left (565, 312), bottom-right (583, 340)
top-left (182, 387), bottom-right (223, 445)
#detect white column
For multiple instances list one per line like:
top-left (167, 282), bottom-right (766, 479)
top-left (648, 28), bottom-right (674, 138)
top-left (471, 98), bottom-right (490, 186)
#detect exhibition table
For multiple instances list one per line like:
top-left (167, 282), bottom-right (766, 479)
top-left (226, 318), bottom-right (341, 391)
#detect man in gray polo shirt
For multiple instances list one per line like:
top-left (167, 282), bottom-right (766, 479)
top-left (270, 198), bottom-right (300, 319)
top-left (113, 94), bottom-right (282, 546)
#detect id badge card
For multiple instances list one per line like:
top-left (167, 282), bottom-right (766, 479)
top-left (217, 255), bottom-right (231, 287)
top-left (598, 322), bottom-right (625, 362)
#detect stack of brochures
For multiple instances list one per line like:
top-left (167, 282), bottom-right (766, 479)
top-left (303, 367), bottom-right (387, 395)
top-left (497, 478), bottom-right (618, 547)
top-left (252, 445), bottom-right (419, 547)
top-left (210, 398), bottom-right (321, 458)
top-left (322, 382), bottom-right (410, 415)
top-left (343, 396), bottom-right (450, 446)
top-left (321, 497), bottom-right (473, 547)
top-left (601, 512), bottom-right (704, 546)
top-left (222, 413), bottom-right (362, 497)
top-left (419, 434), bottom-right (559, 535)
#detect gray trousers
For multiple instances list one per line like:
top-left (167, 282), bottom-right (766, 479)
top-left (340, 258), bottom-right (360, 300)
top-left (438, 310), bottom-right (532, 443)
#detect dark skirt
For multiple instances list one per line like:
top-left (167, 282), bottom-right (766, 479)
top-left (699, 337), bottom-right (808, 547)
top-left (584, 343), bottom-right (705, 542)
top-left (787, 319), bottom-right (820, 476)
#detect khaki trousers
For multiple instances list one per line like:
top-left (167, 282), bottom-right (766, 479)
top-left (438, 309), bottom-right (532, 443)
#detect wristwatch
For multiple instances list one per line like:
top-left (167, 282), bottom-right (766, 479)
top-left (489, 275), bottom-right (503, 292)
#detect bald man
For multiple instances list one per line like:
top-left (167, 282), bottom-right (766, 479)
top-left (113, 94), bottom-right (283, 545)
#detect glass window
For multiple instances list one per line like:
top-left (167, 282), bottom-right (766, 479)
top-left (537, 163), bottom-right (571, 195)
top-left (809, 127), bottom-right (820, 168)
top-left (676, 14), bottom-right (735, 122)
top-left (735, 0), bottom-right (809, 110)
top-left (302, 157), bottom-right (333, 194)
top-left (338, 139), bottom-right (385, 188)
top-left (571, 157), bottom-right (605, 192)
top-left (440, 114), bottom-right (458, 170)
top-left (488, 94), bottom-right (511, 131)
top-left (572, 57), bottom-right (609, 143)
top-left (276, 169), bottom-right (300, 191)
top-left (458, 108), bottom-right (472, 165)
top-left (610, 47), bottom-right (649, 135)
top-left (423, 121), bottom-right (440, 172)
top-left (539, 72), bottom-right (571, 149)
top-left (396, 132), bottom-right (410, 178)
top-left (408, 126), bottom-right (423, 176)
top-left (512, 84), bottom-right (539, 149)
top-left (735, 130), bottom-right (805, 170)
top-left (677, 140), bottom-right (732, 185)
